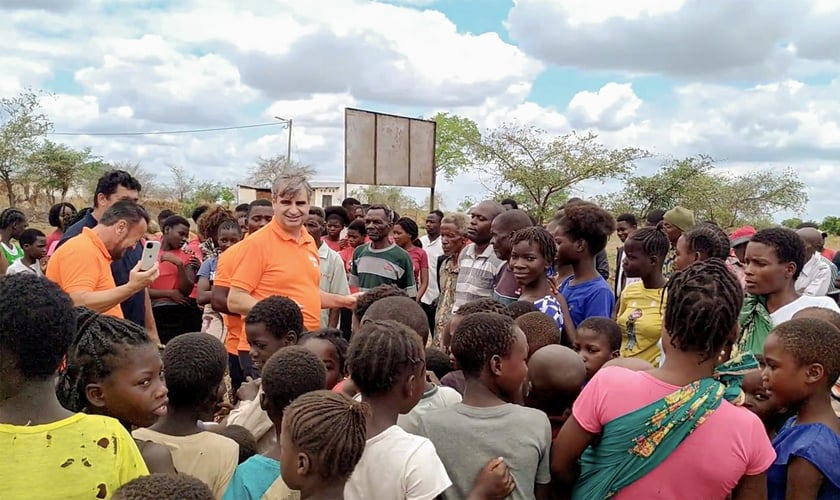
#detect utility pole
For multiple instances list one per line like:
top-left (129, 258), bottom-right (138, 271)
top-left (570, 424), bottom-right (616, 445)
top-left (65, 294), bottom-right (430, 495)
top-left (274, 116), bottom-right (293, 163)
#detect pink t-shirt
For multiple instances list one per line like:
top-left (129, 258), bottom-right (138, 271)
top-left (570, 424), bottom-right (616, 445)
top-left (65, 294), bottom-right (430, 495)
top-left (407, 247), bottom-right (429, 285)
top-left (573, 366), bottom-right (775, 499)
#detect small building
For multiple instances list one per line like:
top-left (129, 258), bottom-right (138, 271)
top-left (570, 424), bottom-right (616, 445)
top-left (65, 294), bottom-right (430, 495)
top-left (237, 181), bottom-right (344, 207)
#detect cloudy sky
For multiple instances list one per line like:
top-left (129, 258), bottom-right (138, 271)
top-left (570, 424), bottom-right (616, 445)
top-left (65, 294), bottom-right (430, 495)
top-left (2, 0), bottom-right (839, 219)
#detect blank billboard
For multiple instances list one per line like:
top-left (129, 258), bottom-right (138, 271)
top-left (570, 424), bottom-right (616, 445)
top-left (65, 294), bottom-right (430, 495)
top-left (345, 108), bottom-right (436, 188)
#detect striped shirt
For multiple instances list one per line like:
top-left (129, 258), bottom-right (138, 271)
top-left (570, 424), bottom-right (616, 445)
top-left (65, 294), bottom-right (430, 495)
top-left (453, 243), bottom-right (503, 311)
top-left (350, 243), bottom-right (417, 297)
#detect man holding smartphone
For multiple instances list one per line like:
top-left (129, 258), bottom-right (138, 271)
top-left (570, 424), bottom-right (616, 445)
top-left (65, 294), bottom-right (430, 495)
top-left (47, 200), bottom-right (160, 321)
top-left (56, 170), bottom-right (160, 343)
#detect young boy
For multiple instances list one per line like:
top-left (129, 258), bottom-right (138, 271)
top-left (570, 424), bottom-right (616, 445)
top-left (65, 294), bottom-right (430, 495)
top-left (418, 312), bottom-right (552, 500)
top-left (114, 474), bottom-right (214, 500)
top-left (552, 202), bottom-right (616, 327)
top-left (223, 346), bottom-right (327, 500)
top-left (526, 344), bottom-right (586, 437)
top-left (132, 333), bottom-right (239, 498)
top-left (515, 311), bottom-right (562, 358)
top-left (225, 296), bottom-right (303, 453)
top-left (361, 296), bottom-right (462, 435)
top-left (1, 274), bottom-right (148, 498)
top-left (572, 317), bottom-right (621, 381)
top-left (344, 320), bottom-right (452, 499)
top-left (6, 228), bottom-right (46, 276)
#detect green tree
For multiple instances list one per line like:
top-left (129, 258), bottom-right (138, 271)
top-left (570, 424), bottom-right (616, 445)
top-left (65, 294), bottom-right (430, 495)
top-left (821, 216), bottom-right (840, 236)
top-left (168, 164), bottom-right (195, 203)
top-left (351, 185), bottom-right (422, 219)
top-left (28, 140), bottom-right (92, 203)
top-left (456, 196), bottom-right (475, 213)
top-left (0, 90), bottom-right (52, 207)
top-left (429, 112), bottom-right (481, 181)
top-left (603, 156), bottom-right (808, 228)
top-left (781, 217), bottom-right (804, 229)
top-left (474, 124), bottom-right (649, 223)
top-left (246, 156), bottom-right (316, 189)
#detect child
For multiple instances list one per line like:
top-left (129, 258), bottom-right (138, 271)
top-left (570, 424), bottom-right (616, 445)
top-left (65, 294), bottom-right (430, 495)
top-left (0, 274), bottom-right (148, 499)
top-left (526, 344), bottom-right (586, 437)
top-left (56, 308), bottom-right (175, 474)
top-left (341, 219), bottom-right (367, 273)
top-left (616, 226), bottom-right (669, 365)
top-left (507, 299), bottom-right (539, 319)
top-left (740, 356), bottom-right (790, 438)
top-left (0, 207), bottom-right (27, 274)
top-left (673, 222), bottom-right (731, 272)
top-left (133, 333), bottom-right (239, 498)
top-left (197, 218), bottom-right (242, 342)
top-left (552, 259), bottom-right (775, 499)
top-left (440, 298), bottom-right (510, 394)
top-left (226, 295), bottom-right (303, 453)
top-left (6, 228), bottom-right (46, 276)
top-left (515, 311), bottom-right (561, 357)
top-left (509, 226), bottom-right (573, 334)
top-left (298, 328), bottom-right (348, 390)
top-left (323, 206), bottom-right (350, 253)
top-left (763, 318), bottom-right (840, 499)
top-left (361, 296), bottom-right (462, 435)
top-left (352, 284), bottom-right (407, 335)
top-left (224, 346), bottom-right (327, 500)
top-left (425, 347), bottom-right (453, 382)
top-left (114, 474), bottom-right (214, 500)
top-left (393, 217), bottom-right (430, 301)
top-left (551, 202), bottom-right (616, 327)
top-left (344, 320), bottom-right (453, 499)
top-left (418, 312), bottom-right (552, 500)
top-left (280, 390), bottom-right (369, 499)
top-left (572, 316), bottom-right (621, 381)
top-left (792, 306), bottom-right (840, 418)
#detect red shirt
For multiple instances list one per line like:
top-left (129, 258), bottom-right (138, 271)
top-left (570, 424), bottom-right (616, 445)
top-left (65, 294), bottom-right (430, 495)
top-left (150, 248), bottom-right (201, 300)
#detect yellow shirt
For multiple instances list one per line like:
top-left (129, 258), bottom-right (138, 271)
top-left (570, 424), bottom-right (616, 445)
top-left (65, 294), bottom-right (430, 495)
top-left (0, 413), bottom-right (148, 500)
top-left (617, 281), bottom-right (666, 365)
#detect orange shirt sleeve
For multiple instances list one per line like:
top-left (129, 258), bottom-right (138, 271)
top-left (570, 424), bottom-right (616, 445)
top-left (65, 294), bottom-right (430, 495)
top-left (214, 244), bottom-right (240, 288)
top-left (47, 241), bottom-right (100, 294)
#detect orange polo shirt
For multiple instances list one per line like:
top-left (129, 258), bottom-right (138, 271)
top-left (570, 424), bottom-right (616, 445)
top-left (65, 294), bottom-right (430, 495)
top-left (214, 241), bottom-right (245, 355)
top-left (46, 227), bottom-right (124, 319)
top-left (229, 221), bottom-right (321, 332)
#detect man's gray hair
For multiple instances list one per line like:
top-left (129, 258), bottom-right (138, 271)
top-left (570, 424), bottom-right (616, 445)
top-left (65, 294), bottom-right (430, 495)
top-left (272, 172), bottom-right (314, 200)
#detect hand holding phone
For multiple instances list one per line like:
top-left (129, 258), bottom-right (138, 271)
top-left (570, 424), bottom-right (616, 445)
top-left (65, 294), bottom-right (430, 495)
top-left (140, 240), bottom-right (161, 271)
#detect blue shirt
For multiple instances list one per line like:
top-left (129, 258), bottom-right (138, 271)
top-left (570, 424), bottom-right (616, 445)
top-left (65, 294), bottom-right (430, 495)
top-left (223, 455), bottom-right (291, 500)
top-left (197, 256), bottom-right (218, 281)
top-left (559, 276), bottom-right (614, 327)
top-left (768, 418), bottom-right (840, 500)
top-left (58, 213), bottom-right (146, 326)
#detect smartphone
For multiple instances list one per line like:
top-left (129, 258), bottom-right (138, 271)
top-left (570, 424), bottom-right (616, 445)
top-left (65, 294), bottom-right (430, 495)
top-left (139, 240), bottom-right (161, 271)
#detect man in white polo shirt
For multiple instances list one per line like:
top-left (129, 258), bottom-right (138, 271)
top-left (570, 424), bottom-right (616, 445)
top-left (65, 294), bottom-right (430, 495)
top-left (420, 210), bottom-right (444, 332)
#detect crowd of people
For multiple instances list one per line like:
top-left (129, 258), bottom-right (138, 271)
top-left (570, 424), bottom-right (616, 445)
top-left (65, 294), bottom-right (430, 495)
top-left (1, 168), bottom-right (839, 499)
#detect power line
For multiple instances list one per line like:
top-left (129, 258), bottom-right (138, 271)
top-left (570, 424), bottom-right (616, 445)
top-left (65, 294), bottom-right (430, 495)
top-left (48, 122), bottom-right (284, 137)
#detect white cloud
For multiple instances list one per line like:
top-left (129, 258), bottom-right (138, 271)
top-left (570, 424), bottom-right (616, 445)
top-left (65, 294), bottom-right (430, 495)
top-left (567, 83), bottom-right (642, 130)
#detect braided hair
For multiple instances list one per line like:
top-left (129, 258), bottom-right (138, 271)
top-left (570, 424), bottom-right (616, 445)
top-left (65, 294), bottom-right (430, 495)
top-left (347, 320), bottom-right (424, 397)
top-left (510, 226), bottom-right (556, 264)
top-left (57, 308), bottom-right (151, 412)
top-left (684, 223), bottom-right (731, 260)
top-left (395, 217), bottom-right (422, 248)
top-left (0, 208), bottom-right (26, 231)
top-left (663, 258), bottom-right (743, 361)
top-left (299, 328), bottom-right (349, 377)
top-left (282, 390), bottom-right (369, 482)
top-left (626, 226), bottom-right (670, 261)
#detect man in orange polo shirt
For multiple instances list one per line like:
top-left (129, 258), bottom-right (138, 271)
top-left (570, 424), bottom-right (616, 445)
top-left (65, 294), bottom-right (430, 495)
top-left (227, 174), bottom-right (356, 333)
top-left (211, 199), bottom-right (274, 388)
top-left (47, 200), bottom-right (159, 318)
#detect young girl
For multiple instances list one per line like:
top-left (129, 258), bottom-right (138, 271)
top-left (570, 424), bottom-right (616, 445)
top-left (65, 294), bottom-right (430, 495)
top-left (738, 228), bottom-right (840, 355)
top-left (617, 227), bottom-right (669, 365)
top-left (197, 217), bottom-right (242, 342)
top-left (0, 208), bottom-right (27, 274)
top-left (509, 226), bottom-right (573, 335)
top-left (280, 390), bottom-right (369, 500)
top-left (552, 259), bottom-right (775, 499)
top-left (673, 222), bottom-right (731, 272)
top-left (392, 217), bottom-right (429, 302)
top-left (763, 318), bottom-right (840, 499)
top-left (298, 329), bottom-right (349, 390)
top-left (57, 307), bottom-right (176, 474)
top-left (573, 317), bottom-right (621, 381)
